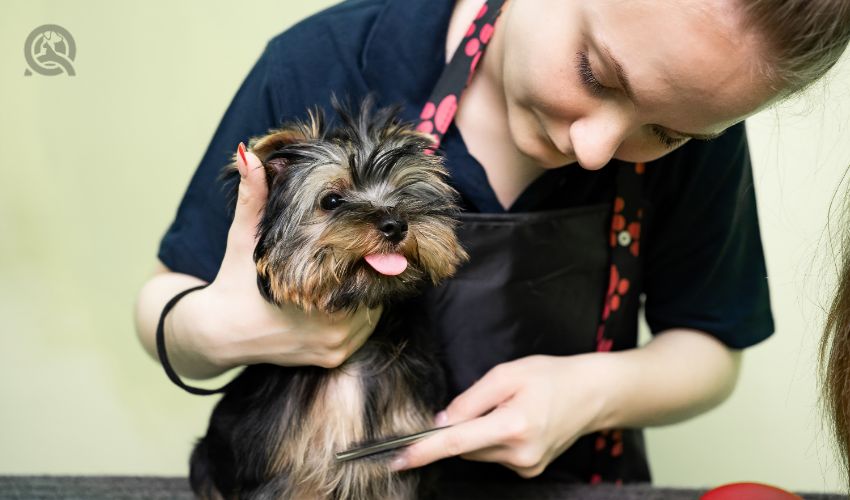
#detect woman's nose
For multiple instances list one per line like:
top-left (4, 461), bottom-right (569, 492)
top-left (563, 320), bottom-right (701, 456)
top-left (569, 113), bottom-right (630, 170)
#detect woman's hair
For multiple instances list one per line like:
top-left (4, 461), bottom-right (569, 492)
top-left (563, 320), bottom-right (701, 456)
top-left (736, 0), bottom-right (850, 95)
top-left (736, 1), bottom-right (850, 486)
top-left (821, 183), bottom-right (850, 487)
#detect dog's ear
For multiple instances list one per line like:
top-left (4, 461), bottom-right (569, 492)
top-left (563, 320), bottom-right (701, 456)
top-left (248, 128), bottom-right (304, 177)
top-left (247, 108), bottom-right (325, 177)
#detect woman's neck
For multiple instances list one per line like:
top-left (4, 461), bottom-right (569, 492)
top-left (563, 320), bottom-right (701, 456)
top-left (447, 0), bottom-right (548, 211)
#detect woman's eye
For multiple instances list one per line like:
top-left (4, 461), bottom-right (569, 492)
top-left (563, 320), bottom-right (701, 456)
top-left (650, 126), bottom-right (689, 149)
top-left (320, 192), bottom-right (346, 211)
top-left (577, 50), bottom-right (607, 96)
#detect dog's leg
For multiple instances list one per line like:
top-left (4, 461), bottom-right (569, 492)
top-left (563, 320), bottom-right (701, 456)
top-left (190, 438), bottom-right (228, 500)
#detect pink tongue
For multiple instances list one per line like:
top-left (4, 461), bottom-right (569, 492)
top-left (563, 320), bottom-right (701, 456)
top-left (364, 253), bottom-right (408, 276)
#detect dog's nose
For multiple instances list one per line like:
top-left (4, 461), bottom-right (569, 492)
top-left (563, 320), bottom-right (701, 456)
top-left (377, 216), bottom-right (408, 244)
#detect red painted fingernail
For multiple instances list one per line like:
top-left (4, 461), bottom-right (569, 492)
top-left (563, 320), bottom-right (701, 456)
top-left (237, 142), bottom-right (248, 166)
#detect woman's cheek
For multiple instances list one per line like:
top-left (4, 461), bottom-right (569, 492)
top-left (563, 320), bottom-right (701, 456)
top-left (507, 106), bottom-right (560, 163)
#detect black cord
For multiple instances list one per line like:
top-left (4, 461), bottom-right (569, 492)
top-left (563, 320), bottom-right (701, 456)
top-left (155, 284), bottom-right (235, 395)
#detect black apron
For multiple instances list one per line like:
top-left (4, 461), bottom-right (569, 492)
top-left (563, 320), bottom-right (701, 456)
top-left (413, 0), bottom-right (650, 484)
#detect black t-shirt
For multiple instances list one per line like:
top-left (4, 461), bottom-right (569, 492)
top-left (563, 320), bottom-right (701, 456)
top-left (158, 0), bottom-right (774, 348)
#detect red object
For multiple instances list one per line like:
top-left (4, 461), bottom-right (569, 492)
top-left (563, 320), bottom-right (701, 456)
top-left (701, 482), bottom-right (802, 500)
top-left (237, 142), bottom-right (248, 166)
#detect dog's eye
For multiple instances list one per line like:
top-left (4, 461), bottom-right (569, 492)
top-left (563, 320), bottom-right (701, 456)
top-left (320, 192), bottom-right (346, 211)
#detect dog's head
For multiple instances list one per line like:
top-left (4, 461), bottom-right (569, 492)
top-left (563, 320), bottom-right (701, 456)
top-left (229, 97), bottom-right (468, 313)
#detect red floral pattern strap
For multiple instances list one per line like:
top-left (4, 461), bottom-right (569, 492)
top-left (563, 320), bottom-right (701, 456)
top-left (416, 0), bottom-right (505, 149)
top-left (590, 162), bottom-right (646, 484)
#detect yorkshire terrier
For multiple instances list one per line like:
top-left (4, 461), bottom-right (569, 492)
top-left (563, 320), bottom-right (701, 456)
top-left (188, 97), bottom-right (468, 499)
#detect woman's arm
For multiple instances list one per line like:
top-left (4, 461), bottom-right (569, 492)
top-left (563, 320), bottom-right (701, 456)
top-left (593, 328), bottom-right (742, 430)
top-left (394, 328), bottom-right (742, 476)
top-left (134, 263), bottom-right (223, 380)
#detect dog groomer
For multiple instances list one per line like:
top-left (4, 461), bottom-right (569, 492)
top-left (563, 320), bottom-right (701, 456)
top-left (134, 0), bottom-right (850, 484)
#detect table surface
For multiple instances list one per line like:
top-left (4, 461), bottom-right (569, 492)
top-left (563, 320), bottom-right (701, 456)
top-left (0, 476), bottom-right (844, 500)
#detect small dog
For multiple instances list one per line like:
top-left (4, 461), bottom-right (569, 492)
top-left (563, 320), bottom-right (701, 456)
top-left (189, 97), bottom-right (468, 499)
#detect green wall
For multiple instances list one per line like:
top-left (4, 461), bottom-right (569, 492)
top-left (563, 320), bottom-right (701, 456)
top-left (1, 0), bottom-right (848, 493)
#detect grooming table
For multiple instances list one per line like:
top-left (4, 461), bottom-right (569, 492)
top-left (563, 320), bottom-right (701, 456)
top-left (0, 476), bottom-right (843, 499)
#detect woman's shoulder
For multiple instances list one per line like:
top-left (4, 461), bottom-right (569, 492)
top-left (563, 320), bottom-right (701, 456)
top-left (265, 0), bottom-right (387, 68)
top-left (246, 0), bottom-right (389, 119)
top-left (259, 0), bottom-right (454, 115)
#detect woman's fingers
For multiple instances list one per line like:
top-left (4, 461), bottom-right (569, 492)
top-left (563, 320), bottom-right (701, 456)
top-left (394, 408), bottom-right (516, 470)
top-left (222, 144), bottom-right (268, 287)
top-left (459, 436), bottom-right (548, 478)
top-left (346, 305), bottom-right (382, 351)
top-left (391, 364), bottom-right (520, 469)
top-left (440, 363), bottom-right (518, 425)
top-left (391, 363), bottom-right (535, 472)
top-left (228, 143), bottom-right (267, 259)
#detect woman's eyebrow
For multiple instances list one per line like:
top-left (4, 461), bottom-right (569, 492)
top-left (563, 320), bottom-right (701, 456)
top-left (599, 42), bottom-right (637, 103)
top-left (598, 39), bottom-right (727, 141)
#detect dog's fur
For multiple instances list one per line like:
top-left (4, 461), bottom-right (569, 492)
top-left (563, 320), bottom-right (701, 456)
top-left (189, 98), bottom-right (468, 499)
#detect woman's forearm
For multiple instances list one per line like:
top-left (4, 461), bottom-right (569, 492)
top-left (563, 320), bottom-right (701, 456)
top-left (133, 266), bottom-right (228, 380)
top-left (590, 328), bottom-right (743, 431)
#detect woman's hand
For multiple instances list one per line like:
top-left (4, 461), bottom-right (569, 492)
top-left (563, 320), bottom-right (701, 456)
top-left (390, 330), bottom-right (741, 478)
top-left (391, 354), bottom-right (607, 478)
top-left (172, 145), bottom-right (382, 372)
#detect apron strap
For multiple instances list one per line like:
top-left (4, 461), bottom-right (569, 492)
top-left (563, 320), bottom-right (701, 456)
top-left (415, 0), bottom-right (506, 149)
top-left (415, 0), bottom-right (648, 484)
top-left (598, 162), bottom-right (645, 352)
top-left (590, 162), bottom-right (646, 484)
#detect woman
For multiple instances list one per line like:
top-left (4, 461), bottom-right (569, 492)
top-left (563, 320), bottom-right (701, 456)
top-left (135, 0), bottom-right (850, 485)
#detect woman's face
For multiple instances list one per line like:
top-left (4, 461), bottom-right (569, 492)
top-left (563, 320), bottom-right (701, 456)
top-left (495, 0), bottom-right (779, 170)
